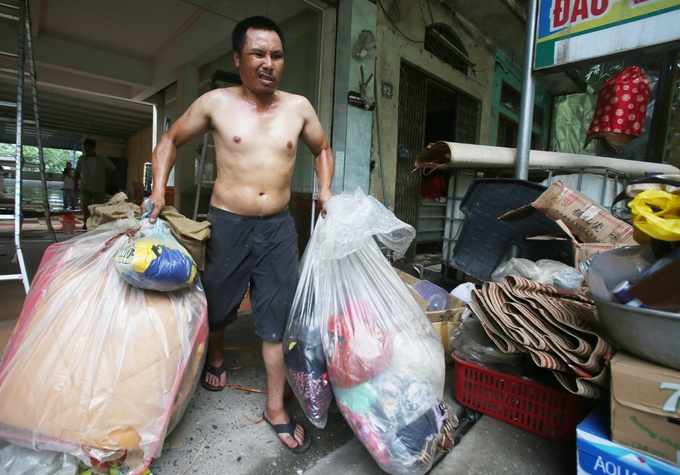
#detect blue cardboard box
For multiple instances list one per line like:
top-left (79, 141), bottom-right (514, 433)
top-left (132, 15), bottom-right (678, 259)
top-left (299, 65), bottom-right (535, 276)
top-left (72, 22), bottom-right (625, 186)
top-left (577, 405), bottom-right (680, 475)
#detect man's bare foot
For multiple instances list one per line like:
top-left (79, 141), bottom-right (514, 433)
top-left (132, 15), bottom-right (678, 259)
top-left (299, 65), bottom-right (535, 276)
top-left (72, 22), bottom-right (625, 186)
top-left (263, 409), bottom-right (311, 453)
top-left (201, 360), bottom-right (227, 391)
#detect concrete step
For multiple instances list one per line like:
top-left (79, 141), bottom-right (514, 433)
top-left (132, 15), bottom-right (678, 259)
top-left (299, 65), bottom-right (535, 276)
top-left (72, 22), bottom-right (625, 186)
top-left (431, 414), bottom-right (576, 475)
top-left (305, 412), bottom-right (576, 475)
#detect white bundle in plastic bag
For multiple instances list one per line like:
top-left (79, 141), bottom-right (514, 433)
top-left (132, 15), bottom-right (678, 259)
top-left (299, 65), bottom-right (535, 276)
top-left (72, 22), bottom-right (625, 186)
top-left (283, 189), bottom-right (455, 475)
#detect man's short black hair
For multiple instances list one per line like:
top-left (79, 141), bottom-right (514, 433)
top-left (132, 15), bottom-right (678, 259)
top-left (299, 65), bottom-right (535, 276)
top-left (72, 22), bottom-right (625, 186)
top-left (232, 16), bottom-right (285, 55)
top-left (83, 138), bottom-right (96, 147)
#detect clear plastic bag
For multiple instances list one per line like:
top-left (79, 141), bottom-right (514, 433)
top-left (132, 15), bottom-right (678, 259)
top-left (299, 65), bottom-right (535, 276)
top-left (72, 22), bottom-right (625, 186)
top-left (491, 257), bottom-right (584, 292)
top-left (283, 189), bottom-right (454, 475)
top-left (0, 217), bottom-right (208, 474)
top-left (114, 218), bottom-right (198, 292)
top-left (0, 442), bottom-right (78, 475)
top-left (451, 315), bottom-right (525, 367)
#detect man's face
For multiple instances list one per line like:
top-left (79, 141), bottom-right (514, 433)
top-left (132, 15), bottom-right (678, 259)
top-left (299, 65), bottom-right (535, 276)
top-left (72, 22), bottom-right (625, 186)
top-left (234, 28), bottom-right (284, 95)
top-left (83, 143), bottom-right (95, 156)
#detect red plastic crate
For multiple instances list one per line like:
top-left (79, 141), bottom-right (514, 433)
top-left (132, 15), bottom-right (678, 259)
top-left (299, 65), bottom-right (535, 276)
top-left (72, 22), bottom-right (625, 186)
top-left (453, 355), bottom-right (595, 444)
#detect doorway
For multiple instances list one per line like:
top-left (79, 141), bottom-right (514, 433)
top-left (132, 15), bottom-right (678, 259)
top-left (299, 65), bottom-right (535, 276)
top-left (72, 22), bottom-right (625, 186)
top-left (394, 62), bottom-right (480, 262)
top-left (417, 83), bottom-right (458, 255)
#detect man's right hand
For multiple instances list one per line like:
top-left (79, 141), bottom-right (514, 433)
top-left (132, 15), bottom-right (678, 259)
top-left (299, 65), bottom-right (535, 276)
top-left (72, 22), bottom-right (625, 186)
top-left (145, 190), bottom-right (166, 223)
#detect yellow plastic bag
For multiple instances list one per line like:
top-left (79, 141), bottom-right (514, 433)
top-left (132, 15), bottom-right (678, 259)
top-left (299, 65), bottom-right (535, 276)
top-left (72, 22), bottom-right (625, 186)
top-left (629, 189), bottom-right (680, 241)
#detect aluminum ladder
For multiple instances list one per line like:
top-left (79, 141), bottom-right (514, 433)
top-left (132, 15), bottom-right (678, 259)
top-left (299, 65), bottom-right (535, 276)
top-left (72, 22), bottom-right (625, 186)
top-left (192, 132), bottom-right (215, 221)
top-left (0, 0), bottom-right (53, 292)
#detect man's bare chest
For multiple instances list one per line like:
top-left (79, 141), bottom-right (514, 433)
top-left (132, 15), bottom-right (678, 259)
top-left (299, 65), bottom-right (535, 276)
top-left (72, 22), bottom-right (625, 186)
top-left (212, 112), bottom-right (303, 153)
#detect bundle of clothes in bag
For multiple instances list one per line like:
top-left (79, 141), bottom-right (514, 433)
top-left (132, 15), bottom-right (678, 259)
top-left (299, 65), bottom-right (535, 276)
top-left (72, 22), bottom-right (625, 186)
top-left (283, 189), bottom-right (455, 475)
top-left (0, 195), bottom-right (210, 475)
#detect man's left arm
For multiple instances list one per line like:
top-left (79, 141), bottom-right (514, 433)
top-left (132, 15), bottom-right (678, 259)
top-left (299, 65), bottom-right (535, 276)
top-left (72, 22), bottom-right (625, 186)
top-left (300, 100), bottom-right (334, 214)
top-left (313, 146), bottom-right (334, 214)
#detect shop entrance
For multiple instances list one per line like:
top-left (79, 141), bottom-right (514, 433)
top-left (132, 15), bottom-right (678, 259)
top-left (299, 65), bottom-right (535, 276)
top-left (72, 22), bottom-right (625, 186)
top-left (394, 62), bottom-right (479, 262)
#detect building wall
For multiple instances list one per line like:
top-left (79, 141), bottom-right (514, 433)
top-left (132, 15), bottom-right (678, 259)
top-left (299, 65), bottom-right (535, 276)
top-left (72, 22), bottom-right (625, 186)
top-left (371, 0), bottom-right (498, 208)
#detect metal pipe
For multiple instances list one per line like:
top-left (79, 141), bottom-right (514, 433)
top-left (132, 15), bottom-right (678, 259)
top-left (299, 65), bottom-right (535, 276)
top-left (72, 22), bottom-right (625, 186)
top-left (416, 141), bottom-right (680, 178)
top-left (515, 0), bottom-right (539, 180)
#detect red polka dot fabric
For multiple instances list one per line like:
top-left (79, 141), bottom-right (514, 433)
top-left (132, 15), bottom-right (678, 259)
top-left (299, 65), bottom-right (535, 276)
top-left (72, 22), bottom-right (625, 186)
top-left (586, 66), bottom-right (651, 151)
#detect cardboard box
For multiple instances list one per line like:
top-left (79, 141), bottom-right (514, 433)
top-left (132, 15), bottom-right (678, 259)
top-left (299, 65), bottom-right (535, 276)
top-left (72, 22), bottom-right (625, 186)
top-left (430, 313), bottom-right (465, 356)
top-left (550, 219), bottom-right (633, 268)
top-left (500, 180), bottom-right (636, 245)
top-left (0, 318), bottom-right (18, 364)
top-left (577, 404), bottom-right (680, 475)
top-left (501, 181), bottom-right (638, 267)
top-left (629, 258), bottom-right (680, 312)
top-left (610, 352), bottom-right (680, 466)
top-left (393, 268), bottom-right (466, 355)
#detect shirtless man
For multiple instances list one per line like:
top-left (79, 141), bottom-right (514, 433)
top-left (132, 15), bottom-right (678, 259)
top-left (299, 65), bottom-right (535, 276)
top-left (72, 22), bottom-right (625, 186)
top-left (147, 16), bottom-right (334, 454)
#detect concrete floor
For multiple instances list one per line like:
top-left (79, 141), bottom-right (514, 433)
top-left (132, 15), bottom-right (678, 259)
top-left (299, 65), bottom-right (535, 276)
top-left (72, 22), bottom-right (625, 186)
top-left (145, 310), bottom-right (575, 475)
top-left (0, 231), bottom-right (578, 474)
top-left (147, 312), bottom-right (358, 475)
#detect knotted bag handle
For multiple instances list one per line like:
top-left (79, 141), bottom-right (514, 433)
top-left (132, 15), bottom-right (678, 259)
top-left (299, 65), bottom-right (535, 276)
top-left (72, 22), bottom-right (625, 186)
top-left (611, 175), bottom-right (680, 220)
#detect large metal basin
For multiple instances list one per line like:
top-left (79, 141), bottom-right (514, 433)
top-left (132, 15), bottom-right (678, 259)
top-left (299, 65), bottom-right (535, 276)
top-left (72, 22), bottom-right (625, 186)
top-left (590, 294), bottom-right (680, 371)
top-left (585, 246), bottom-right (680, 371)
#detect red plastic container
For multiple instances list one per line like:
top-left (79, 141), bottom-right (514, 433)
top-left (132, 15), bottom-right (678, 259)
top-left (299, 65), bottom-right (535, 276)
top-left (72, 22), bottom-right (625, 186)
top-left (453, 355), bottom-right (595, 444)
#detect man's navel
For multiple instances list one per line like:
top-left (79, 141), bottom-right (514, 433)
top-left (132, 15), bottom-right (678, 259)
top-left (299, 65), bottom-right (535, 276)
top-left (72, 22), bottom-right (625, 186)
top-left (233, 136), bottom-right (241, 143)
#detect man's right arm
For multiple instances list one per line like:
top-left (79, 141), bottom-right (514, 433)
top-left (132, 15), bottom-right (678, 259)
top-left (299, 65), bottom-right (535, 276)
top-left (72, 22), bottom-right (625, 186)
top-left (147, 93), bottom-right (214, 221)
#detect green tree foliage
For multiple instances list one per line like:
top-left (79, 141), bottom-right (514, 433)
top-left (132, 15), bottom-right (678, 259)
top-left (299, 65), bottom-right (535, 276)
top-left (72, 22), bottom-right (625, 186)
top-left (0, 143), bottom-right (73, 173)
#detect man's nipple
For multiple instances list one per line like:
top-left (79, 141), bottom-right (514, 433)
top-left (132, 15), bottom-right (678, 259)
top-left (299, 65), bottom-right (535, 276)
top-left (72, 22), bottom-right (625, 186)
top-left (233, 136), bottom-right (241, 143)
top-left (287, 141), bottom-right (293, 149)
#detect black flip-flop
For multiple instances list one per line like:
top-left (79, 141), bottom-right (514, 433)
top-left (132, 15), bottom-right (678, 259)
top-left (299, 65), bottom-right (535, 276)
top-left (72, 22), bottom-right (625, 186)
top-left (263, 413), bottom-right (312, 454)
top-left (200, 362), bottom-right (227, 392)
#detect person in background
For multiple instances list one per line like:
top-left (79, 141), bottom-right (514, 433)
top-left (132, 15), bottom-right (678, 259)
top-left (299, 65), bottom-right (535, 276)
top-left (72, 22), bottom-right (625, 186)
top-left (61, 161), bottom-right (76, 210)
top-left (75, 138), bottom-right (116, 229)
top-left (146, 16), bottom-right (334, 453)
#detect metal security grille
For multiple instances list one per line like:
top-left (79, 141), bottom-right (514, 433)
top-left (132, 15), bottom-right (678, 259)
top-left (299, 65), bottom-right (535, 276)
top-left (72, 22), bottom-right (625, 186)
top-left (455, 93), bottom-right (479, 143)
top-left (394, 62), bottom-right (426, 261)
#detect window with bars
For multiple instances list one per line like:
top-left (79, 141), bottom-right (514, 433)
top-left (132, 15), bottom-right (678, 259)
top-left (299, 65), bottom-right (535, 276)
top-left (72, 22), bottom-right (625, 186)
top-left (424, 24), bottom-right (474, 75)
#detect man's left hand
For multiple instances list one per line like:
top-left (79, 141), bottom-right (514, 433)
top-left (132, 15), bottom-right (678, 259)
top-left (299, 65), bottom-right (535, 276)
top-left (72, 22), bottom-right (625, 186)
top-left (317, 188), bottom-right (333, 217)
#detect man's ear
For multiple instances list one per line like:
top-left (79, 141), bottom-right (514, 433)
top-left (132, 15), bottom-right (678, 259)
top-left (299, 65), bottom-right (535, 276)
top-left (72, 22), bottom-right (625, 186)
top-left (233, 51), bottom-right (240, 68)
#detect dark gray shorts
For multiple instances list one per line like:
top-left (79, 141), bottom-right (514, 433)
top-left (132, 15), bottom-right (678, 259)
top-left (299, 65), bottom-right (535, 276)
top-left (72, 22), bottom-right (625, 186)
top-left (203, 206), bottom-right (299, 342)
